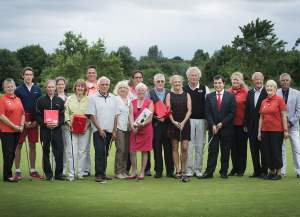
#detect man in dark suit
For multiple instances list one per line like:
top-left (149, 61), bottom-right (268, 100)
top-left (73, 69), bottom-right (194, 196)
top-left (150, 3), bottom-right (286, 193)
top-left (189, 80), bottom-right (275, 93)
top-left (244, 72), bottom-right (268, 178)
top-left (201, 75), bottom-right (236, 179)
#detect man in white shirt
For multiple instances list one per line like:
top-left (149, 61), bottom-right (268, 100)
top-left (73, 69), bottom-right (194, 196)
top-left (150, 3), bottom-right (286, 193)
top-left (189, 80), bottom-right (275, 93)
top-left (86, 76), bottom-right (118, 183)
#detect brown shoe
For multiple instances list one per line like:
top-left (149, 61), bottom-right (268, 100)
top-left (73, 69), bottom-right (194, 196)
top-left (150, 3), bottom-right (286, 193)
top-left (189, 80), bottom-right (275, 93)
top-left (104, 176), bottom-right (113, 180)
top-left (95, 176), bottom-right (106, 183)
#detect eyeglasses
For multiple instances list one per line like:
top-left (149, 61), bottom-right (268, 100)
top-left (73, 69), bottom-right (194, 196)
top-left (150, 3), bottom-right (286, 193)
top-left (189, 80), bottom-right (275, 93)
top-left (156, 80), bottom-right (165, 83)
top-left (134, 77), bottom-right (143, 79)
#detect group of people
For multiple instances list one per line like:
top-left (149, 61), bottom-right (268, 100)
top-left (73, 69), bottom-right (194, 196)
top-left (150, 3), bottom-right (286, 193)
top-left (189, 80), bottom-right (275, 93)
top-left (1, 65), bottom-right (300, 183)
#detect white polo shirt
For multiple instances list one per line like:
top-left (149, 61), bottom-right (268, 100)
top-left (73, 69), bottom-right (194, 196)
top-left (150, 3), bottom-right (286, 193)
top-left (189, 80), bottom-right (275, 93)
top-left (86, 92), bottom-right (118, 133)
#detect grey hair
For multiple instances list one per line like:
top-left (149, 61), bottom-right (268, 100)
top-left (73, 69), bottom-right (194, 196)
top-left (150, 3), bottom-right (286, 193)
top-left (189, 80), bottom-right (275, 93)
top-left (251, 71), bottom-right (264, 80)
top-left (186, 67), bottom-right (202, 78)
top-left (45, 79), bottom-right (56, 87)
top-left (279, 73), bottom-right (292, 81)
top-left (97, 76), bottom-right (110, 85)
top-left (135, 82), bottom-right (147, 91)
top-left (153, 73), bottom-right (165, 82)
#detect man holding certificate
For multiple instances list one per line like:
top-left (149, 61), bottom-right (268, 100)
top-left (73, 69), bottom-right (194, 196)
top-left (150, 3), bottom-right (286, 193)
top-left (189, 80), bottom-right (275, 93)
top-left (35, 80), bottom-right (65, 180)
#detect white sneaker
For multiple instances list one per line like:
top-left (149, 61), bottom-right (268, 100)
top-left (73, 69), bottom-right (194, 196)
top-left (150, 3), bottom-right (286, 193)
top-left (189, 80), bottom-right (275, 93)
top-left (77, 176), bottom-right (84, 180)
top-left (67, 177), bottom-right (75, 181)
top-left (115, 174), bottom-right (126, 179)
top-left (122, 173), bottom-right (128, 178)
top-left (186, 172), bottom-right (193, 177)
top-left (195, 171), bottom-right (203, 178)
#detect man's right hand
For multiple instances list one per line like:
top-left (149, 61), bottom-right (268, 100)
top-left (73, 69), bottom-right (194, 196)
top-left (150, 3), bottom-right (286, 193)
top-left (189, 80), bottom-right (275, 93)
top-left (212, 125), bottom-right (218, 135)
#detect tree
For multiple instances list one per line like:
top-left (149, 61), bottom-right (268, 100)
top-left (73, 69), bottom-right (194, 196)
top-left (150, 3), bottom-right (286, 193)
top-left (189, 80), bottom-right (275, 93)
top-left (56, 31), bottom-right (89, 58)
top-left (0, 49), bottom-right (22, 90)
top-left (145, 45), bottom-right (164, 62)
top-left (116, 46), bottom-right (137, 77)
top-left (16, 44), bottom-right (48, 83)
top-left (191, 49), bottom-right (209, 71)
top-left (231, 18), bottom-right (287, 79)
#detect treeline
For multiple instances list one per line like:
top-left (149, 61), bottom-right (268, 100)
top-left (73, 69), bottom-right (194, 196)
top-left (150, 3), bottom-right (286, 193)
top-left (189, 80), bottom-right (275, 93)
top-left (0, 18), bottom-right (299, 91)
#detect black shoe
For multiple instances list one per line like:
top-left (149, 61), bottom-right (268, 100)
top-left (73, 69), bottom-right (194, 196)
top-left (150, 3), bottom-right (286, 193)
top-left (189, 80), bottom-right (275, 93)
top-left (166, 173), bottom-right (175, 178)
top-left (271, 174), bottom-right (282, 181)
top-left (259, 173), bottom-right (268, 179)
top-left (154, 173), bottom-right (162, 178)
top-left (145, 170), bottom-right (152, 176)
top-left (104, 176), bottom-right (113, 180)
top-left (228, 170), bottom-right (237, 176)
top-left (249, 173), bottom-right (260, 178)
top-left (200, 173), bottom-right (213, 179)
top-left (55, 176), bottom-right (66, 181)
top-left (237, 173), bottom-right (244, 177)
top-left (45, 176), bottom-right (53, 181)
top-left (297, 174), bottom-right (300, 178)
top-left (220, 174), bottom-right (228, 179)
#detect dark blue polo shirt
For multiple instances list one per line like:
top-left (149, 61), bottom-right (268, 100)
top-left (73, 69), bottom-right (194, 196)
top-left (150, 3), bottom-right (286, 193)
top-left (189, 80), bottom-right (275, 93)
top-left (15, 83), bottom-right (42, 113)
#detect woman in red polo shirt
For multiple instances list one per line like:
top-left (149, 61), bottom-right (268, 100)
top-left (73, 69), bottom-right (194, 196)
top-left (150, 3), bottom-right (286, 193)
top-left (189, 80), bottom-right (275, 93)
top-left (0, 78), bottom-right (25, 182)
top-left (258, 80), bottom-right (288, 180)
top-left (228, 72), bottom-right (248, 176)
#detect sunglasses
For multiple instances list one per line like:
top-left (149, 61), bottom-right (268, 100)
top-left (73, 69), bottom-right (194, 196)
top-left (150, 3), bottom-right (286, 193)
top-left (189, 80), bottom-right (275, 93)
top-left (156, 80), bottom-right (165, 83)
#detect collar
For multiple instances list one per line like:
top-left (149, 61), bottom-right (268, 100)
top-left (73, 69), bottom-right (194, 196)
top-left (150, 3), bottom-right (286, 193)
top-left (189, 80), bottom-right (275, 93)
top-left (254, 86), bottom-right (263, 93)
top-left (188, 82), bottom-right (199, 90)
top-left (216, 90), bottom-right (224, 95)
top-left (97, 92), bottom-right (110, 98)
top-left (155, 88), bottom-right (165, 93)
top-left (5, 94), bottom-right (16, 99)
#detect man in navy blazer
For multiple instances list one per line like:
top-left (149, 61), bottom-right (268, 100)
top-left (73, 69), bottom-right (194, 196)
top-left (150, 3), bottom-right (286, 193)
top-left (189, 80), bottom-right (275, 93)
top-left (244, 72), bottom-right (268, 178)
top-left (277, 73), bottom-right (300, 178)
top-left (201, 75), bottom-right (236, 179)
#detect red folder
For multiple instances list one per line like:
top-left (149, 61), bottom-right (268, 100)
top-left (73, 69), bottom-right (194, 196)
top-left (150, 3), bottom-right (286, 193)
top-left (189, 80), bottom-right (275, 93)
top-left (72, 115), bottom-right (88, 134)
top-left (44, 110), bottom-right (59, 124)
top-left (154, 100), bottom-right (171, 119)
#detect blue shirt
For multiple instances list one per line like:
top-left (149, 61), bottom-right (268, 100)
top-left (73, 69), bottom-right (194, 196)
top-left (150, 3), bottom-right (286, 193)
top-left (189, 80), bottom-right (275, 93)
top-left (15, 83), bottom-right (42, 114)
top-left (154, 89), bottom-right (166, 101)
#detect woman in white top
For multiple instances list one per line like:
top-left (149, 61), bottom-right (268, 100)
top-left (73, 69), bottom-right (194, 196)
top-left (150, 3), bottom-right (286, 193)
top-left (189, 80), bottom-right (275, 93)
top-left (113, 80), bottom-right (131, 179)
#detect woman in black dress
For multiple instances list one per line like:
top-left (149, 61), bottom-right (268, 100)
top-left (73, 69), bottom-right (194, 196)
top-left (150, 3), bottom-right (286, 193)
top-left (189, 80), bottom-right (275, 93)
top-left (166, 75), bottom-right (192, 182)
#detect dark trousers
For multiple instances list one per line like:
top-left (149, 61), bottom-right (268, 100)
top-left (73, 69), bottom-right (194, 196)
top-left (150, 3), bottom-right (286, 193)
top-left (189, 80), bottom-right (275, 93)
top-left (153, 123), bottom-right (174, 175)
top-left (41, 128), bottom-right (64, 178)
top-left (93, 131), bottom-right (112, 177)
top-left (127, 152), bottom-right (151, 173)
top-left (230, 126), bottom-right (248, 174)
top-left (205, 132), bottom-right (231, 175)
top-left (249, 129), bottom-right (268, 175)
top-left (1, 132), bottom-right (19, 181)
top-left (261, 131), bottom-right (284, 170)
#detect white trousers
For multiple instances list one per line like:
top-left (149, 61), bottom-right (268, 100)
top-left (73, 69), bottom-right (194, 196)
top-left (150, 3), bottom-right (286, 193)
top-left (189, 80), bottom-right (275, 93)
top-left (67, 130), bottom-right (90, 178)
top-left (186, 119), bottom-right (206, 174)
top-left (62, 125), bottom-right (70, 175)
top-left (282, 129), bottom-right (300, 175)
top-left (83, 127), bottom-right (92, 174)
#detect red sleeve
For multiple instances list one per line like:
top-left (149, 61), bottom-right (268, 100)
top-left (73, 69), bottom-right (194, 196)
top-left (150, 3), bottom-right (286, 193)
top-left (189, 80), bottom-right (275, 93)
top-left (0, 97), bottom-right (5, 115)
top-left (278, 98), bottom-right (286, 111)
top-left (259, 100), bottom-right (265, 114)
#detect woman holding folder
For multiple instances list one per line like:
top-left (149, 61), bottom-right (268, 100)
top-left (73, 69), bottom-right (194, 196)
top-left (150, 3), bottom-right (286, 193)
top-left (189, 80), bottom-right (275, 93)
top-left (64, 79), bottom-right (89, 181)
top-left (128, 83), bottom-right (154, 180)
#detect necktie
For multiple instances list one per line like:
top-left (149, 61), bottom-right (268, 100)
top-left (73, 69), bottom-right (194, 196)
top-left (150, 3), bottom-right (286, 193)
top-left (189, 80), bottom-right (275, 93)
top-left (217, 93), bottom-right (221, 111)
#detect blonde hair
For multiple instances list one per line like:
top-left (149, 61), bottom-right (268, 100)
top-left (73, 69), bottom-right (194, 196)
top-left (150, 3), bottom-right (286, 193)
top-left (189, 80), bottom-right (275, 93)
top-left (231, 71), bottom-right (246, 87)
top-left (169, 74), bottom-right (184, 84)
top-left (113, 80), bottom-right (130, 95)
top-left (266, 79), bottom-right (277, 90)
top-left (73, 79), bottom-right (87, 95)
top-left (186, 67), bottom-right (202, 78)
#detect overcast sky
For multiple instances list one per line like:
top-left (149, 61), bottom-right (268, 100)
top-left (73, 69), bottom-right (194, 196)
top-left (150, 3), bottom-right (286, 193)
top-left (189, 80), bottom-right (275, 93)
top-left (0, 0), bottom-right (299, 59)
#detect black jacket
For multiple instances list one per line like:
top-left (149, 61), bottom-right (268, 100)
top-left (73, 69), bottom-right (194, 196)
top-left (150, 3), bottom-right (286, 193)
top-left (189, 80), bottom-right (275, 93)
top-left (244, 87), bottom-right (268, 134)
top-left (205, 90), bottom-right (236, 136)
top-left (35, 95), bottom-right (65, 127)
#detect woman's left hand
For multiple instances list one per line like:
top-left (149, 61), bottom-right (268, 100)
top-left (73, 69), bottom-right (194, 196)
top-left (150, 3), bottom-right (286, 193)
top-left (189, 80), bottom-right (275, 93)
top-left (284, 131), bottom-right (289, 139)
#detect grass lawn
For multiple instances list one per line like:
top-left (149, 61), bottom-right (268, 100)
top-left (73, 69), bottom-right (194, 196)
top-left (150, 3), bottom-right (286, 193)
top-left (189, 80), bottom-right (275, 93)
top-left (0, 139), bottom-right (300, 217)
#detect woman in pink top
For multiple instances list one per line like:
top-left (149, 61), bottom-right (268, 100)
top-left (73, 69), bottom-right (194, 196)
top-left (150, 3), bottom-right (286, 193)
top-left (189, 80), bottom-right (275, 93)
top-left (128, 83), bottom-right (153, 180)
